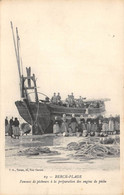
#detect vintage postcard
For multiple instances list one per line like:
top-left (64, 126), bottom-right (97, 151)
top-left (0, 0), bottom-right (124, 195)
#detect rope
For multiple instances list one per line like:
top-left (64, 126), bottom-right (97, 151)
top-left (35, 101), bottom-right (40, 123)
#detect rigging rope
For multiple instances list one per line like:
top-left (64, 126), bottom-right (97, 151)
top-left (35, 101), bottom-right (40, 123)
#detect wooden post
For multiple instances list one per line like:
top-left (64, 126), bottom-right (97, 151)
top-left (26, 67), bottom-right (31, 87)
top-left (33, 74), bottom-right (38, 102)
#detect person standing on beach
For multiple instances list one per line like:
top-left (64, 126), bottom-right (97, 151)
top-left (9, 117), bottom-right (14, 137)
top-left (5, 117), bottom-right (9, 135)
top-left (69, 114), bottom-right (78, 133)
top-left (86, 115), bottom-right (92, 133)
top-left (13, 118), bottom-right (20, 139)
top-left (61, 114), bottom-right (68, 135)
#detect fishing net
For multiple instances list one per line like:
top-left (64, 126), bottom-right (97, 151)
top-left (67, 136), bottom-right (120, 160)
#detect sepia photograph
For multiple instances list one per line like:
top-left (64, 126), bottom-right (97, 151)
top-left (0, 0), bottom-right (124, 194)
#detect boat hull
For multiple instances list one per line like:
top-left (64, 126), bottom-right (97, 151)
top-left (15, 100), bottom-right (105, 135)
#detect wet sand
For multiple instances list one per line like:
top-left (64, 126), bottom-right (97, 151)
top-left (5, 134), bottom-right (120, 171)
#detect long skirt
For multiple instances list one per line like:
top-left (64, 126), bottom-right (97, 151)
top-left (82, 123), bottom-right (86, 130)
top-left (91, 124), bottom-right (98, 132)
top-left (9, 125), bottom-right (13, 136)
top-left (115, 121), bottom-right (120, 131)
top-left (98, 124), bottom-right (102, 132)
top-left (13, 126), bottom-right (20, 136)
top-left (82, 130), bottom-right (88, 137)
top-left (70, 122), bottom-right (77, 133)
top-left (61, 122), bottom-right (68, 133)
top-left (53, 124), bottom-right (60, 134)
top-left (87, 123), bottom-right (92, 133)
top-left (5, 124), bottom-right (10, 134)
top-left (102, 123), bottom-right (109, 132)
top-left (109, 120), bottom-right (114, 131)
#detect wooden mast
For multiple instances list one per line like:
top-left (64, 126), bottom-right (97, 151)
top-left (11, 22), bottom-right (23, 99)
top-left (10, 22), bottom-right (21, 83)
top-left (10, 22), bottom-right (39, 102)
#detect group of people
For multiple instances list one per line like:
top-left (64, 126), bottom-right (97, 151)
top-left (51, 93), bottom-right (61, 105)
top-left (50, 92), bottom-right (103, 108)
top-left (51, 92), bottom-right (85, 107)
top-left (51, 92), bottom-right (82, 107)
top-left (5, 117), bottom-right (20, 139)
top-left (53, 114), bottom-right (120, 136)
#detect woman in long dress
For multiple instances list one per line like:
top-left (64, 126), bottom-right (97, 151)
top-left (53, 116), bottom-right (60, 134)
top-left (86, 115), bottom-right (92, 133)
top-left (102, 116), bottom-right (109, 133)
top-left (61, 114), bottom-right (68, 135)
top-left (69, 114), bottom-right (78, 133)
top-left (12, 118), bottom-right (20, 139)
top-left (108, 115), bottom-right (114, 134)
top-left (114, 115), bottom-right (120, 133)
top-left (81, 115), bottom-right (86, 130)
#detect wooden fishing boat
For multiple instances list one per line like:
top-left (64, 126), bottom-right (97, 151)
top-left (11, 22), bottom-right (110, 135)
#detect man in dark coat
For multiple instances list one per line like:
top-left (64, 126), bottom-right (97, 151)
top-left (9, 117), bottom-right (14, 137)
top-left (5, 117), bottom-right (9, 135)
top-left (5, 117), bottom-right (8, 126)
top-left (13, 118), bottom-right (20, 138)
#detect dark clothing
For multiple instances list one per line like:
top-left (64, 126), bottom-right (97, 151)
top-left (109, 117), bottom-right (115, 124)
top-left (80, 118), bottom-right (85, 123)
top-left (86, 118), bottom-right (92, 123)
top-left (98, 123), bottom-right (102, 132)
top-left (5, 119), bottom-right (8, 126)
top-left (8, 119), bottom-right (14, 137)
top-left (69, 117), bottom-right (78, 133)
top-left (103, 117), bottom-right (109, 123)
top-left (57, 95), bottom-right (61, 101)
top-left (45, 97), bottom-right (50, 102)
top-left (70, 117), bottom-right (77, 123)
top-left (9, 126), bottom-right (13, 137)
top-left (13, 119), bottom-right (19, 127)
top-left (115, 116), bottom-right (120, 123)
top-left (54, 119), bottom-right (61, 126)
top-left (10, 119), bottom-right (13, 126)
top-left (78, 123), bottom-right (83, 133)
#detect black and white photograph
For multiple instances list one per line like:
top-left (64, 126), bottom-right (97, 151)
top-left (0, 1), bottom-right (124, 195)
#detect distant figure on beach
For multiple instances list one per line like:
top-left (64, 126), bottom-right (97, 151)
top-left (5, 117), bottom-right (8, 126)
top-left (9, 117), bottom-right (14, 137)
top-left (12, 118), bottom-right (20, 139)
top-left (5, 117), bottom-right (9, 135)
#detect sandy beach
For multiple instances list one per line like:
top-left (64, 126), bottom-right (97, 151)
top-left (5, 134), bottom-right (120, 172)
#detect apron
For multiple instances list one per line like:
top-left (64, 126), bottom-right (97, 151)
top-left (13, 126), bottom-right (20, 136)
top-left (53, 123), bottom-right (60, 134)
top-left (70, 122), bottom-right (77, 133)
top-left (115, 121), bottom-right (119, 131)
top-left (109, 120), bottom-right (114, 131)
top-left (61, 121), bottom-right (68, 133)
top-left (102, 123), bottom-right (109, 131)
top-left (87, 122), bottom-right (91, 133)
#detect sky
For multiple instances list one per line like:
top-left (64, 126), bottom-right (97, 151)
top-left (1, 0), bottom-right (124, 119)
